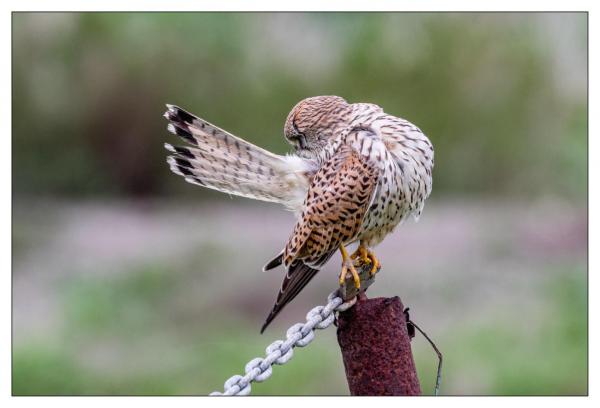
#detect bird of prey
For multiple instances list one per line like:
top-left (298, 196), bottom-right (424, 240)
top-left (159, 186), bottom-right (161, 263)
top-left (164, 96), bottom-right (434, 333)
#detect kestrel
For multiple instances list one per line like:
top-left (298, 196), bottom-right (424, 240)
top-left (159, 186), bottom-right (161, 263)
top-left (164, 96), bottom-right (434, 333)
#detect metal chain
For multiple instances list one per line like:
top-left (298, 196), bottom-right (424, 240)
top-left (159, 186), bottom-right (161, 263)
top-left (209, 290), bottom-right (357, 396)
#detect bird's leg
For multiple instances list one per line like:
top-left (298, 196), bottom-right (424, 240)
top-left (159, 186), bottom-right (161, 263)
top-left (351, 242), bottom-right (381, 276)
top-left (339, 245), bottom-right (361, 289)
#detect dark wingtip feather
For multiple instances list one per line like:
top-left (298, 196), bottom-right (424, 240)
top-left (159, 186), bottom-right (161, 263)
top-left (263, 253), bottom-right (283, 272)
top-left (259, 261), bottom-right (320, 334)
top-left (166, 123), bottom-right (197, 146)
top-left (166, 156), bottom-right (194, 177)
top-left (165, 104), bottom-right (197, 124)
top-left (260, 312), bottom-right (277, 334)
top-left (164, 143), bottom-right (196, 161)
top-left (174, 145), bottom-right (195, 159)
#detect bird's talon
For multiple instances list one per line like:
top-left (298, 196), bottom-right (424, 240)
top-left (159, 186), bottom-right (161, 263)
top-left (338, 260), bottom-right (361, 288)
top-left (353, 271), bottom-right (361, 289)
top-left (369, 263), bottom-right (378, 276)
top-left (340, 245), bottom-right (361, 288)
top-left (350, 246), bottom-right (371, 266)
top-left (339, 265), bottom-right (347, 286)
top-left (366, 251), bottom-right (381, 276)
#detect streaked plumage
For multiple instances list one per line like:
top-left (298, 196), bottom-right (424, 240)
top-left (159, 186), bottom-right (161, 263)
top-left (163, 96), bottom-right (434, 333)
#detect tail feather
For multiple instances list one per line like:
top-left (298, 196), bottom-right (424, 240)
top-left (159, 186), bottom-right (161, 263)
top-left (260, 260), bottom-right (320, 334)
top-left (166, 152), bottom-right (284, 200)
top-left (164, 104), bottom-right (314, 211)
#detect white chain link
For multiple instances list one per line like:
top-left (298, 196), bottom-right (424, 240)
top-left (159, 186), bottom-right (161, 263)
top-left (209, 290), bottom-right (357, 396)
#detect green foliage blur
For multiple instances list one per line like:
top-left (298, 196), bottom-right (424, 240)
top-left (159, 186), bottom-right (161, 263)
top-left (12, 13), bottom-right (587, 396)
top-left (13, 12), bottom-right (586, 200)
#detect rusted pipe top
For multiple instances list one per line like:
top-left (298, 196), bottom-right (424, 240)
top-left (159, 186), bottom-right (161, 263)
top-left (337, 295), bottom-right (421, 396)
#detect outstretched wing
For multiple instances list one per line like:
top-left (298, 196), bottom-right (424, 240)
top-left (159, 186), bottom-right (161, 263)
top-left (261, 141), bottom-right (380, 332)
top-left (164, 104), bottom-right (316, 212)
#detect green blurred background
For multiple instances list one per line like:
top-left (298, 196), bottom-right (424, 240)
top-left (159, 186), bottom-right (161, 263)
top-left (12, 12), bottom-right (587, 395)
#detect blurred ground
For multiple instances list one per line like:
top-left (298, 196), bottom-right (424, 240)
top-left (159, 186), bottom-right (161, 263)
top-left (12, 198), bottom-right (587, 395)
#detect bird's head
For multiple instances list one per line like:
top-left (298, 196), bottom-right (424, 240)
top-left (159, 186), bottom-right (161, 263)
top-left (284, 95), bottom-right (352, 158)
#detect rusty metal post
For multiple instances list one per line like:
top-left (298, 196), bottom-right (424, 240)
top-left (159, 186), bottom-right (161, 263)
top-left (336, 293), bottom-right (421, 396)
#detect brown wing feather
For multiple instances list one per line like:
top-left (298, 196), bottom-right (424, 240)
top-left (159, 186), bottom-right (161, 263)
top-left (284, 144), bottom-right (379, 266)
top-left (260, 143), bottom-right (378, 332)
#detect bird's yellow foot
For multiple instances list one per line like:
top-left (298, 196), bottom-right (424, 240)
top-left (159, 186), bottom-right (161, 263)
top-left (351, 244), bottom-right (381, 276)
top-left (350, 245), bottom-right (371, 265)
top-left (365, 250), bottom-right (381, 276)
top-left (339, 245), bottom-right (361, 288)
